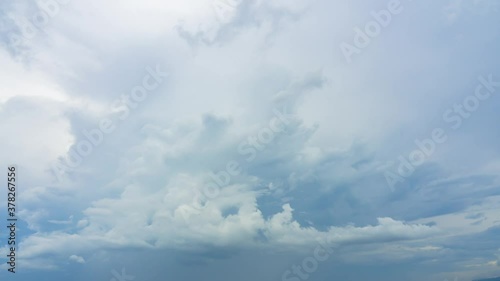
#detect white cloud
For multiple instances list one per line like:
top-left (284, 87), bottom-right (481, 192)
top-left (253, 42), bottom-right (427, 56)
top-left (69, 255), bottom-right (85, 264)
top-left (0, 1), bottom-right (499, 280)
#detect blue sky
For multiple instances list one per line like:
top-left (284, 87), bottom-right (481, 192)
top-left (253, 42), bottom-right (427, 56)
top-left (0, 0), bottom-right (500, 280)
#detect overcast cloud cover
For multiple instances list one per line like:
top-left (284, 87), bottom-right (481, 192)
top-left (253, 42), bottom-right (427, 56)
top-left (0, 0), bottom-right (500, 280)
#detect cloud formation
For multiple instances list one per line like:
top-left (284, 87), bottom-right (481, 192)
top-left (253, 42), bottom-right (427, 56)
top-left (1, 0), bottom-right (500, 280)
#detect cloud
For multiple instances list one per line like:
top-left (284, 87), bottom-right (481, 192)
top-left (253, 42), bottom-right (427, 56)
top-left (1, 0), bottom-right (500, 280)
top-left (69, 255), bottom-right (85, 264)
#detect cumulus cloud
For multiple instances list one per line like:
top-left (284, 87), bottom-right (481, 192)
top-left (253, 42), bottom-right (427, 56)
top-left (1, 0), bottom-right (500, 280)
top-left (69, 255), bottom-right (85, 264)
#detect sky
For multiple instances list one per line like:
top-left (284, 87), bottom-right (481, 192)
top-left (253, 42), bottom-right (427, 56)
top-left (0, 0), bottom-right (500, 280)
